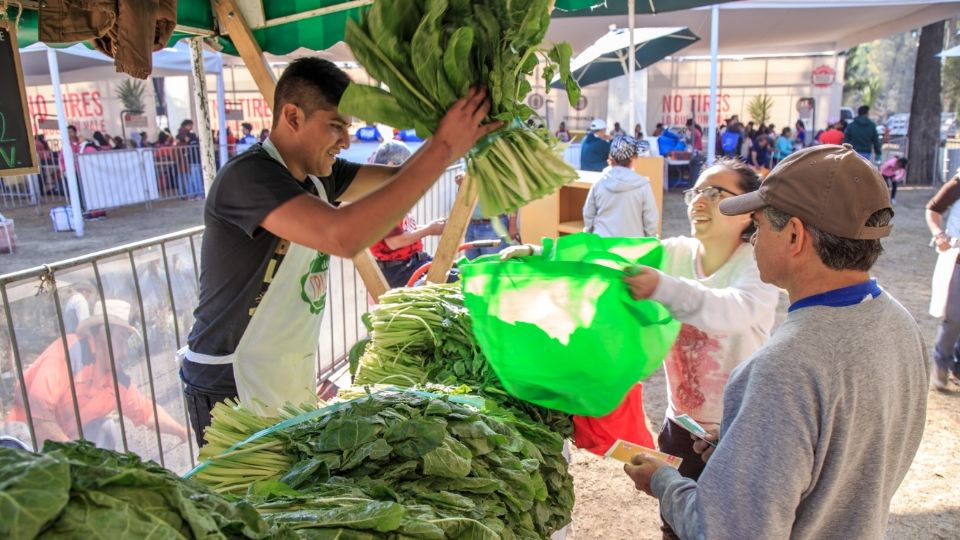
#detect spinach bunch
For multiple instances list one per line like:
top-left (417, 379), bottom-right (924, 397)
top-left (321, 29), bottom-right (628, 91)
top-left (340, 0), bottom-right (581, 216)
top-left (0, 441), bottom-right (289, 540)
top-left (353, 284), bottom-right (574, 437)
top-left (253, 391), bottom-right (573, 539)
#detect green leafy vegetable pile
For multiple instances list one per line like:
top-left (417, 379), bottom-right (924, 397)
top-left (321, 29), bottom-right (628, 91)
top-left (193, 390), bottom-right (574, 539)
top-left (353, 283), bottom-right (573, 437)
top-left (339, 0), bottom-right (581, 216)
top-left (0, 440), bottom-right (288, 540)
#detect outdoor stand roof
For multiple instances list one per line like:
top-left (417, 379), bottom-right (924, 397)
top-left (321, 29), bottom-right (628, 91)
top-left (548, 0), bottom-right (960, 57)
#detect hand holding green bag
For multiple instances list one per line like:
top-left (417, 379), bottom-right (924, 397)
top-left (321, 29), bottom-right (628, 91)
top-left (459, 233), bottom-right (680, 416)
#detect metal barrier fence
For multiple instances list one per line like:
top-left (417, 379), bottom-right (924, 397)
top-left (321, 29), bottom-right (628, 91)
top-left (0, 145), bottom-right (225, 212)
top-left (0, 163), bottom-right (463, 474)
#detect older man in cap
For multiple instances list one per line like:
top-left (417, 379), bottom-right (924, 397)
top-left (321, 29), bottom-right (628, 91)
top-left (5, 300), bottom-right (189, 449)
top-left (624, 144), bottom-right (928, 539)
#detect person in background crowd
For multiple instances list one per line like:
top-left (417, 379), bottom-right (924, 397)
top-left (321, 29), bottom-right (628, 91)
top-left (259, 128), bottom-right (270, 142)
top-left (720, 123), bottom-right (741, 158)
top-left (611, 122), bottom-right (627, 138)
top-left (773, 126), bottom-right (793, 165)
top-left (794, 119), bottom-right (807, 149)
top-left (749, 134), bottom-right (772, 172)
top-left (580, 118), bottom-right (613, 172)
top-left (4, 300), bottom-right (190, 450)
top-left (844, 105), bottom-right (882, 162)
top-left (236, 122), bottom-right (258, 153)
top-left (653, 123), bottom-right (665, 137)
top-left (225, 127), bottom-right (238, 157)
top-left (354, 121), bottom-right (384, 143)
top-left (35, 134), bottom-right (50, 152)
top-left (395, 128), bottom-right (424, 143)
top-left (925, 170), bottom-right (960, 390)
top-left (623, 158), bottom-right (779, 540)
top-left (685, 118), bottom-right (703, 155)
top-left (739, 126), bottom-right (753, 162)
top-left (583, 135), bottom-right (659, 238)
top-left (880, 157), bottom-right (907, 204)
top-left (176, 119), bottom-right (203, 199)
top-left (90, 131), bottom-right (109, 151)
top-left (818, 119), bottom-right (846, 145)
top-left (367, 141), bottom-right (449, 288)
top-left (112, 136), bottom-right (127, 149)
top-left (556, 121), bottom-right (572, 143)
top-left (179, 58), bottom-right (501, 443)
top-left (634, 123), bottom-right (644, 139)
top-left (625, 144), bottom-right (927, 540)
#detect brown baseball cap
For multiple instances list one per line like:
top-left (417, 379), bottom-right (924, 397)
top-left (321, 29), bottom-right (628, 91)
top-left (719, 144), bottom-right (893, 239)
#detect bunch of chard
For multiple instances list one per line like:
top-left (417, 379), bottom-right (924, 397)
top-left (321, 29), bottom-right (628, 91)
top-left (340, 0), bottom-right (581, 216)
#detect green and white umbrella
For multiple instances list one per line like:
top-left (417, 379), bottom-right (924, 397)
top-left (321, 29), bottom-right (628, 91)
top-left (552, 26), bottom-right (698, 88)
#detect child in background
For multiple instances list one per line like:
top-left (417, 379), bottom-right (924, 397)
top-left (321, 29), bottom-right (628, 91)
top-left (880, 157), bottom-right (907, 204)
top-left (582, 136), bottom-right (659, 238)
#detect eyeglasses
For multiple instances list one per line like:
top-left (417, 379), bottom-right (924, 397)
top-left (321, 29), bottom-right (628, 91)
top-left (683, 185), bottom-right (741, 205)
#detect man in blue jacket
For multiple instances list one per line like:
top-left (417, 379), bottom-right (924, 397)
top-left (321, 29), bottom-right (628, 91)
top-left (580, 118), bottom-right (612, 172)
top-left (844, 105), bottom-right (882, 161)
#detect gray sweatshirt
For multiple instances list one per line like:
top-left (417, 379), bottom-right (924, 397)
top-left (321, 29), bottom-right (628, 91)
top-left (582, 165), bottom-right (659, 238)
top-left (652, 291), bottom-right (928, 540)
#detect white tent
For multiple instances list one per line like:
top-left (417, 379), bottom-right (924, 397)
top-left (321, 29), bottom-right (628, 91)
top-left (548, 0), bottom-right (960, 57)
top-left (19, 41), bottom-right (223, 85)
top-left (18, 42), bottom-right (225, 237)
top-left (548, 0), bottom-right (960, 161)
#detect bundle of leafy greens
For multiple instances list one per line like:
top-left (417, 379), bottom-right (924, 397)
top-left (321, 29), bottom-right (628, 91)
top-left (191, 390), bottom-right (574, 539)
top-left (339, 0), bottom-right (581, 216)
top-left (0, 440), bottom-right (289, 540)
top-left (352, 283), bottom-right (573, 437)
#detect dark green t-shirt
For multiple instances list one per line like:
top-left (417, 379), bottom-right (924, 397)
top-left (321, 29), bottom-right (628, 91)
top-left (182, 144), bottom-right (360, 394)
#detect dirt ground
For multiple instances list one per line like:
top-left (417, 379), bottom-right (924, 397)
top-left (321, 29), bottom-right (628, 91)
top-left (1, 185), bottom-right (957, 538)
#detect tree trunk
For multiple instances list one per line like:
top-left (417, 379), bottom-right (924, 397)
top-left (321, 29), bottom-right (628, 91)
top-left (907, 21), bottom-right (944, 184)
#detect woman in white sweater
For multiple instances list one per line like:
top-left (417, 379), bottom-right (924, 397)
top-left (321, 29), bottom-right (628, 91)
top-left (624, 158), bottom-right (780, 540)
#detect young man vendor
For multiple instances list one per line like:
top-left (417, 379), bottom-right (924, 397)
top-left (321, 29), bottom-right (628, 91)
top-left (180, 57), bottom-right (501, 445)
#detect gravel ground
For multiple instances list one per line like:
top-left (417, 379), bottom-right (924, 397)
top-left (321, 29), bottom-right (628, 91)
top-left (1, 184), bottom-right (956, 539)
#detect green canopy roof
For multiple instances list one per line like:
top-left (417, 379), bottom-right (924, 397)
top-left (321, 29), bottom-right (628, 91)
top-left (6, 0), bottom-right (732, 58)
top-left (6, 0), bottom-right (368, 54)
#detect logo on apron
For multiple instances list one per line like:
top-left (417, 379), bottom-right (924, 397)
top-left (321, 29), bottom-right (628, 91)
top-left (300, 252), bottom-right (330, 314)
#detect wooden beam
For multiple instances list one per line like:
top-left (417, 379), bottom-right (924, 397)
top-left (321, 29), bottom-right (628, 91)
top-left (352, 250), bottom-right (389, 302)
top-left (427, 175), bottom-right (477, 284)
top-left (210, 0), bottom-right (277, 106)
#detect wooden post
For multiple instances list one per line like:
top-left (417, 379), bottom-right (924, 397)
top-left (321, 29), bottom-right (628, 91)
top-left (427, 175), bottom-right (477, 284)
top-left (188, 38), bottom-right (217, 195)
top-left (352, 250), bottom-right (389, 302)
top-left (210, 0), bottom-right (277, 106)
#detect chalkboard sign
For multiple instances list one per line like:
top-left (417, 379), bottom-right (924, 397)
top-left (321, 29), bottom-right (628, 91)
top-left (0, 22), bottom-right (39, 176)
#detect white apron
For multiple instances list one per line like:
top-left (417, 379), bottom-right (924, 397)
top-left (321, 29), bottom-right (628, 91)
top-left (929, 201), bottom-right (960, 318)
top-left (184, 140), bottom-right (330, 416)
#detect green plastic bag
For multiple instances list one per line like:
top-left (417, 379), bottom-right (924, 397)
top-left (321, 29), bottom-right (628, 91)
top-left (459, 233), bottom-right (680, 417)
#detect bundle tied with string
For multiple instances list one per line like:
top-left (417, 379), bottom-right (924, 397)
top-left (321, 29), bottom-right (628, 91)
top-left (338, 0), bottom-right (582, 216)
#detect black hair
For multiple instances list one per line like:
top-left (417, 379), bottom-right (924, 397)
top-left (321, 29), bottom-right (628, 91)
top-left (858, 105), bottom-right (870, 116)
top-left (273, 57), bottom-right (351, 129)
top-left (897, 157), bottom-right (908, 168)
top-left (712, 157), bottom-right (762, 242)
